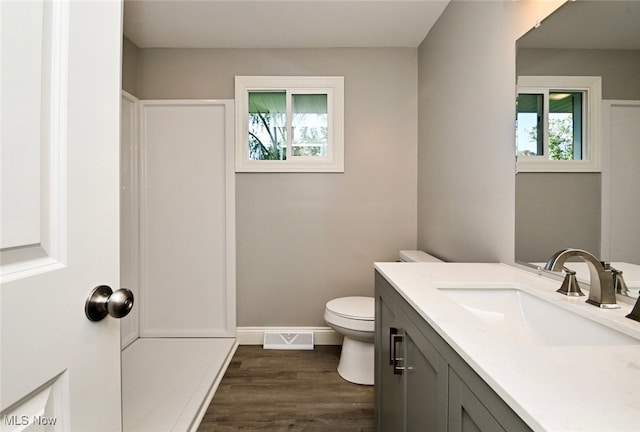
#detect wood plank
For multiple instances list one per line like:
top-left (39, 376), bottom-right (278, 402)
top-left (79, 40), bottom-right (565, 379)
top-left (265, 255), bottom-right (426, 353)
top-left (198, 345), bottom-right (374, 432)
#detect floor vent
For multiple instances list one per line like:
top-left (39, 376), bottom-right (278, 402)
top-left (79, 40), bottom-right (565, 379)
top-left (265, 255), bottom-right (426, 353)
top-left (263, 331), bottom-right (314, 350)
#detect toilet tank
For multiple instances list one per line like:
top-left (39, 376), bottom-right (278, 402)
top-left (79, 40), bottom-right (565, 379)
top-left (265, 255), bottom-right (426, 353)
top-left (399, 250), bottom-right (444, 263)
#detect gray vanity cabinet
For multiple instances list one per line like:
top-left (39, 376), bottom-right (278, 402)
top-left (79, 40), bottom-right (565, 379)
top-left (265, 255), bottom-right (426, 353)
top-left (375, 272), bottom-right (448, 431)
top-left (375, 271), bottom-right (533, 432)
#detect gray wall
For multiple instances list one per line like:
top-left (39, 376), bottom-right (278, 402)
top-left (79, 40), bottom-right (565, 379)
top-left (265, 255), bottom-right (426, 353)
top-left (135, 48), bottom-right (418, 326)
top-left (518, 48), bottom-right (640, 100)
top-left (123, 0), bottom-right (566, 326)
top-left (416, 1), bottom-right (563, 263)
top-left (515, 173), bottom-right (601, 263)
top-left (514, 48), bottom-right (640, 262)
top-left (121, 37), bottom-right (139, 96)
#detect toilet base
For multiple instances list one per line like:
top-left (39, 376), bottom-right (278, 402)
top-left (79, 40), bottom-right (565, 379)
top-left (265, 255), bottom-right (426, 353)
top-left (337, 336), bottom-right (374, 385)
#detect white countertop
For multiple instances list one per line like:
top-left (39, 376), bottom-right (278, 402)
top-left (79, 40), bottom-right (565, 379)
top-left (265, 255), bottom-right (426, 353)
top-left (374, 262), bottom-right (640, 432)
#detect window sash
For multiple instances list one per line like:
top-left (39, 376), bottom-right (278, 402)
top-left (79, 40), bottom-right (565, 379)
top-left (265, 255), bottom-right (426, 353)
top-left (289, 90), bottom-right (332, 160)
top-left (236, 76), bottom-right (344, 173)
top-left (517, 88), bottom-right (585, 161)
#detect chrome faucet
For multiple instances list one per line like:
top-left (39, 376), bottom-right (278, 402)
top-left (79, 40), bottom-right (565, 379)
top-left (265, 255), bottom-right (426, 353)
top-left (544, 248), bottom-right (620, 309)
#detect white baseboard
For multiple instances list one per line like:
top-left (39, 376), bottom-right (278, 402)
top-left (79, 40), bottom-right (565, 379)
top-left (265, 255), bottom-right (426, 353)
top-left (236, 326), bottom-right (343, 346)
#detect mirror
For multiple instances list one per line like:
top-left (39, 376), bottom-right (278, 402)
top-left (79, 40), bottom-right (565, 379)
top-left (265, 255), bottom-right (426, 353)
top-left (515, 0), bottom-right (640, 297)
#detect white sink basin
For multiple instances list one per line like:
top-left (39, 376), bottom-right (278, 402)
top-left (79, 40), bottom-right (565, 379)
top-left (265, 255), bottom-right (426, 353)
top-left (438, 288), bottom-right (639, 346)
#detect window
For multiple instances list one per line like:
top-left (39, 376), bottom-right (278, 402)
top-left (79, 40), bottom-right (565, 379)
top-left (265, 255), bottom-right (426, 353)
top-left (516, 76), bottom-right (601, 172)
top-left (235, 76), bottom-right (344, 172)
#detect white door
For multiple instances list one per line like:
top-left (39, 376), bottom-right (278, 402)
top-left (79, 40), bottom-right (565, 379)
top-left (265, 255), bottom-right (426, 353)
top-left (1, 1), bottom-right (124, 431)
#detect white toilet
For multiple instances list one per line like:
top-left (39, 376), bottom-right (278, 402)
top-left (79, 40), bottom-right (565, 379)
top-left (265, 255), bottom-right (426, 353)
top-left (324, 296), bottom-right (375, 385)
top-left (325, 250), bottom-right (443, 385)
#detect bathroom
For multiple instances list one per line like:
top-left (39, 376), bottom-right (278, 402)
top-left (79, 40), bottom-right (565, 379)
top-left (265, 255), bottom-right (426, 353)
top-left (2, 0), bottom-right (639, 431)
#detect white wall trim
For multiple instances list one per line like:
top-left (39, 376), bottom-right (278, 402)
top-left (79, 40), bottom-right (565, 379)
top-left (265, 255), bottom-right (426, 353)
top-left (237, 326), bottom-right (342, 346)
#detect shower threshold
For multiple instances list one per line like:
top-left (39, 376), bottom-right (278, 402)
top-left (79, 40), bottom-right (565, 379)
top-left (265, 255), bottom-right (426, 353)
top-left (122, 337), bottom-right (237, 432)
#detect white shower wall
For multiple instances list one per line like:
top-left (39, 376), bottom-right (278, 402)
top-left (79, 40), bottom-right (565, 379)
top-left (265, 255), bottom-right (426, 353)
top-left (139, 100), bottom-right (236, 337)
top-left (120, 94), bottom-right (235, 342)
top-left (121, 91), bottom-right (140, 348)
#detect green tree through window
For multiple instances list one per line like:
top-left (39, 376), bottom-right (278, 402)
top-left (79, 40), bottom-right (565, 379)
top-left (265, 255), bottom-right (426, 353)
top-left (548, 117), bottom-right (574, 160)
top-left (526, 116), bottom-right (574, 160)
top-left (248, 91), bottom-right (286, 160)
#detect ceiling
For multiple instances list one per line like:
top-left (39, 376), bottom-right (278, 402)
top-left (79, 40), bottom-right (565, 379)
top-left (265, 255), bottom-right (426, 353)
top-left (123, 0), bottom-right (450, 49)
top-left (518, 0), bottom-right (640, 50)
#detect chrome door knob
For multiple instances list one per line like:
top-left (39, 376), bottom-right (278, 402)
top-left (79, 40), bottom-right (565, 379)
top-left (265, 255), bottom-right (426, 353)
top-left (85, 285), bottom-right (134, 321)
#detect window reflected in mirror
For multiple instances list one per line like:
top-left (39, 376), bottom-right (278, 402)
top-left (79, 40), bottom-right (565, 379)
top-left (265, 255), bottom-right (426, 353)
top-left (517, 90), bottom-right (584, 161)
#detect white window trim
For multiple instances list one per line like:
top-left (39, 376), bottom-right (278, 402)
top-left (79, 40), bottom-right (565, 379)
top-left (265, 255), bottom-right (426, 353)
top-left (235, 76), bottom-right (344, 173)
top-left (516, 75), bottom-right (602, 173)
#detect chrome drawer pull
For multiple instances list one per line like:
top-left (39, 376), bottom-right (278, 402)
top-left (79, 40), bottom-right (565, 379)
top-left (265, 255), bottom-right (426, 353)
top-left (391, 333), bottom-right (404, 375)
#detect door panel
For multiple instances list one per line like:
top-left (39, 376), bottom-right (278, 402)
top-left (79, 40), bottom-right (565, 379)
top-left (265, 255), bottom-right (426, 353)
top-left (401, 310), bottom-right (447, 432)
top-left (448, 371), bottom-right (505, 432)
top-left (1, 0), bottom-right (65, 273)
top-left (1, 1), bottom-right (44, 251)
top-left (1, 1), bottom-right (123, 430)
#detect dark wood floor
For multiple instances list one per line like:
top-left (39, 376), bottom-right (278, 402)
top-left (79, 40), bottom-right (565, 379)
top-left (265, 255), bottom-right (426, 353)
top-left (198, 345), bottom-right (374, 432)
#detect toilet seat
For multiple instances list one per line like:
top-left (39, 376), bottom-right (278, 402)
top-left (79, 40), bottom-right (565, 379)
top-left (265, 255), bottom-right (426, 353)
top-left (324, 296), bottom-right (374, 334)
top-left (325, 296), bottom-right (374, 321)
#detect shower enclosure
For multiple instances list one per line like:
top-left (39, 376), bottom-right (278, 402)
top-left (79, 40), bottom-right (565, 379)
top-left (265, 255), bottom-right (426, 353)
top-left (120, 93), bottom-right (237, 431)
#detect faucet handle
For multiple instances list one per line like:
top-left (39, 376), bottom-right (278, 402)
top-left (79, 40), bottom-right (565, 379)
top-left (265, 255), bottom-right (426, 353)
top-left (557, 267), bottom-right (584, 297)
top-left (610, 267), bottom-right (630, 296)
top-left (626, 296), bottom-right (640, 323)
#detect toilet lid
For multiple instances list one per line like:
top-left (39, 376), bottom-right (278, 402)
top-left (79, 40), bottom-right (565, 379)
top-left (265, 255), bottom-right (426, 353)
top-left (326, 296), bottom-right (374, 321)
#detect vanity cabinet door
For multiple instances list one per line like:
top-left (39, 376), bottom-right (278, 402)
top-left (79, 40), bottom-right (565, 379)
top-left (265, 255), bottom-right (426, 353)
top-left (448, 370), bottom-right (505, 432)
top-left (399, 309), bottom-right (448, 432)
top-left (375, 289), bottom-right (404, 431)
top-left (375, 272), bottom-right (447, 432)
